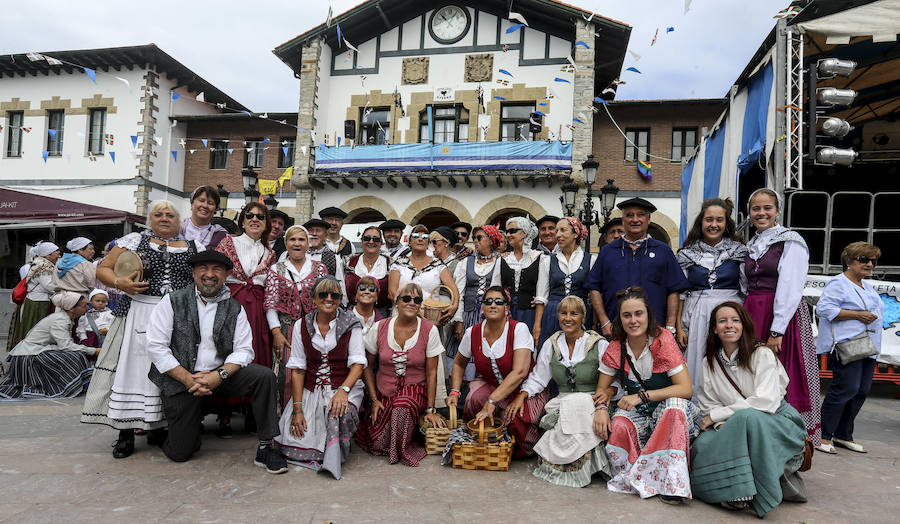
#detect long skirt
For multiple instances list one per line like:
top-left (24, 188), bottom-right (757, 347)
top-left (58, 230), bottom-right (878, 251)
top-left (464, 378), bottom-right (550, 458)
top-left (509, 303), bottom-right (537, 332)
top-left (275, 386), bottom-right (361, 480)
top-left (81, 296), bottom-right (166, 431)
top-left (691, 401), bottom-right (807, 518)
top-left (532, 393), bottom-right (612, 487)
top-left (744, 289), bottom-right (821, 445)
top-left (539, 295), bottom-right (592, 351)
top-left (355, 382), bottom-right (427, 466)
top-left (7, 299), bottom-right (52, 351)
top-left (274, 311), bottom-right (298, 411)
top-left (0, 351), bottom-right (92, 399)
top-left (606, 398), bottom-right (700, 499)
top-left (228, 283), bottom-right (271, 369)
top-left (681, 289), bottom-right (743, 400)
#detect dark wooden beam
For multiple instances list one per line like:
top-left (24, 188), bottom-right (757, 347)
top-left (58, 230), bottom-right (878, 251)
top-left (326, 179), bottom-right (339, 189)
top-left (496, 175), bottom-right (503, 188)
top-left (386, 176), bottom-right (397, 188)
top-left (512, 176), bottom-right (519, 188)
top-left (342, 178), bottom-right (354, 188)
top-left (432, 176), bottom-right (441, 188)
top-left (480, 174), bottom-right (487, 187)
top-left (371, 177), bottom-right (382, 188)
top-left (448, 175), bottom-right (457, 188)
top-left (310, 179), bottom-right (325, 189)
top-left (417, 176), bottom-right (426, 188)
top-left (402, 176), bottom-right (412, 188)
top-left (357, 177), bottom-right (368, 188)
top-left (464, 175), bottom-right (472, 188)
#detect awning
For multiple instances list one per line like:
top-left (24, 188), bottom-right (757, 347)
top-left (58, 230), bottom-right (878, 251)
top-left (0, 188), bottom-right (145, 225)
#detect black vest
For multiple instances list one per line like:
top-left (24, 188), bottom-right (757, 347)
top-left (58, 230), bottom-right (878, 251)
top-left (500, 255), bottom-right (540, 310)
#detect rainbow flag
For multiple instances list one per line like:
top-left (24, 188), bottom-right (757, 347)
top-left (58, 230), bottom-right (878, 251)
top-left (637, 160), bottom-right (652, 180)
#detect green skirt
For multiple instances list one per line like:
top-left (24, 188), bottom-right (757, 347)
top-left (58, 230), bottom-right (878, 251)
top-left (7, 299), bottom-right (52, 351)
top-left (690, 401), bottom-right (806, 518)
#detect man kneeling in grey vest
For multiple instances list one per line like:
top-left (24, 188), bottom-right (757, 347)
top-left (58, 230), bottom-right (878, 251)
top-left (146, 250), bottom-right (288, 474)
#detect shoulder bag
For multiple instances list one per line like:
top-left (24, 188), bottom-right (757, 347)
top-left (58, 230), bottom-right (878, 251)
top-left (830, 287), bottom-right (878, 365)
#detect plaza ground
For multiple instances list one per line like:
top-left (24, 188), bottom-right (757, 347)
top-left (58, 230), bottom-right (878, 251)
top-left (0, 384), bottom-right (897, 523)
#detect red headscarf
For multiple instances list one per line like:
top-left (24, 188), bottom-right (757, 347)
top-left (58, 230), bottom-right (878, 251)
top-left (476, 225), bottom-right (504, 251)
top-left (563, 217), bottom-right (588, 244)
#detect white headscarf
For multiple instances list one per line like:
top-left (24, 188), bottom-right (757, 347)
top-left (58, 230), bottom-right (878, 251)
top-left (51, 291), bottom-right (83, 311)
top-left (34, 241), bottom-right (60, 257)
top-left (66, 237), bottom-right (91, 252)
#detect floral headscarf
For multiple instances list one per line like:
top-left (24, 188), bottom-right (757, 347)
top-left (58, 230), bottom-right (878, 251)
top-left (476, 225), bottom-right (504, 251)
top-left (563, 217), bottom-right (588, 244)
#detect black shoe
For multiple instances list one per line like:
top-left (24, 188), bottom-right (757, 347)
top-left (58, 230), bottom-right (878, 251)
top-left (216, 424), bottom-right (233, 439)
top-left (659, 495), bottom-right (684, 505)
top-left (147, 428), bottom-right (168, 447)
top-left (254, 445), bottom-right (288, 474)
top-left (112, 436), bottom-right (135, 459)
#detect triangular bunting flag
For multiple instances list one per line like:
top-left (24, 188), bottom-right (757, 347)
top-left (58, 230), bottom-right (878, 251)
top-left (282, 146), bottom-right (289, 157)
top-left (84, 67), bottom-right (96, 83)
top-left (130, 135), bottom-right (138, 148)
top-left (42, 151), bottom-right (49, 162)
top-left (508, 11), bottom-right (528, 26)
top-left (171, 93), bottom-right (180, 101)
top-left (227, 148), bottom-right (234, 154)
top-left (506, 23), bottom-right (524, 34)
top-left (196, 92), bottom-right (205, 102)
top-left (201, 139), bottom-right (208, 147)
top-left (48, 129), bottom-right (57, 138)
top-left (171, 150), bottom-right (178, 162)
top-left (109, 151), bottom-right (116, 164)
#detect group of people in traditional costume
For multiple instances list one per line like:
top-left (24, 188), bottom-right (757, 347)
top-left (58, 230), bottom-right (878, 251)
top-left (4, 183), bottom-right (887, 519)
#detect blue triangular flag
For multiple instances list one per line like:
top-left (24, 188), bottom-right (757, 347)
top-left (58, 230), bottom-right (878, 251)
top-left (493, 96), bottom-right (508, 101)
top-left (625, 67), bottom-right (642, 74)
top-left (282, 146), bottom-right (289, 157)
top-left (130, 135), bottom-right (138, 148)
top-left (201, 139), bottom-right (208, 147)
top-left (573, 117), bottom-right (584, 124)
top-left (666, 26), bottom-right (675, 33)
top-left (575, 41), bottom-right (591, 49)
top-left (336, 23), bottom-right (343, 45)
top-left (337, 137), bottom-right (342, 147)
top-left (263, 138), bottom-right (270, 143)
top-left (109, 151), bottom-right (116, 164)
top-left (553, 77), bottom-right (571, 83)
top-left (84, 67), bottom-right (96, 83)
top-left (534, 111), bottom-right (546, 116)
top-left (506, 23), bottom-right (524, 34)
top-left (538, 102), bottom-right (548, 106)
top-left (42, 151), bottom-right (49, 162)
top-left (593, 97), bottom-right (609, 106)
top-left (227, 148), bottom-right (234, 154)
top-left (498, 69), bottom-right (513, 77)
top-left (48, 129), bottom-right (57, 138)
top-left (171, 93), bottom-right (180, 101)
top-left (171, 150), bottom-right (178, 162)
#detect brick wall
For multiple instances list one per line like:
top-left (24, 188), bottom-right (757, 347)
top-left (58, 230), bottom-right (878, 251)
top-left (590, 101), bottom-right (725, 192)
top-left (182, 119), bottom-right (297, 194)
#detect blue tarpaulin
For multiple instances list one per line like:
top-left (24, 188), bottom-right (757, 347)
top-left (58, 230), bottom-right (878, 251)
top-left (736, 62), bottom-right (773, 173)
top-left (703, 119), bottom-right (727, 199)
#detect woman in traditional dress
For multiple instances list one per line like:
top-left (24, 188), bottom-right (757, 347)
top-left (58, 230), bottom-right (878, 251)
top-left (180, 185), bottom-right (228, 250)
top-left (816, 242), bottom-right (883, 455)
top-left (215, 202), bottom-right (276, 435)
top-left (266, 225), bottom-right (328, 410)
top-left (594, 287), bottom-right (698, 504)
top-left (675, 198), bottom-right (747, 399)
top-left (0, 292), bottom-right (97, 399)
top-left (351, 276), bottom-right (385, 335)
top-left (388, 224), bottom-right (457, 316)
top-left (345, 226), bottom-right (391, 317)
top-left (53, 236), bottom-right (97, 297)
top-left (274, 277), bottom-right (366, 479)
top-left (743, 188), bottom-right (820, 446)
top-left (81, 200), bottom-right (200, 458)
top-left (534, 218), bottom-right (594, 348)
top-left (500, 217), bottom-right (542, 332)
top-left (692, 302), bottom-right (808, 517)
top-left (356, 282), bottom-right (445, 466)
top-left (447, 286), bottom-right (549, 458)
top-left (523, 296), bottom-right (613, 487)
top-left (8, 241), bottom-right (60, 350)
top-left (429, 227), bottom-right (462, 275)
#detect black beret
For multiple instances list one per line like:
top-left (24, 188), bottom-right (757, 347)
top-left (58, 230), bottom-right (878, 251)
top-left (600, 217), bottom-right (623, 234)
top-left (268, 209), bottom-right (294, 227)
top-left (318, 206), bottom-right (348, 219)
top-left (303, 218), bottom-right (331, 230)
top-left (449, 221), bottom-right (472, 233)
top-left (536, 215), bottom-right (560, 226)
top-left (433, 226), bottom-right (456, 243)
top-left (379, 219), bottom-right (406, 231)
top-left (616, 197), bottom-right (657, 213)
top-left (187, 250), bottom-right (233, 270)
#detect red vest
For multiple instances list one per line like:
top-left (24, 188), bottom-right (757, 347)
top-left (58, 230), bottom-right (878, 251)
top-left (471, 320), bottom-right (532, 388)
top-left (300, 319), bottom-right (352, 391)
top-left (375, 318), bottom-right (432, 397)
top-left (345, 255), bottom-right (391, 310)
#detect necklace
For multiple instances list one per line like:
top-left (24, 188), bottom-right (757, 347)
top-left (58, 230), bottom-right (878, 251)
top-left (476, 252), bottom-right (495, 262)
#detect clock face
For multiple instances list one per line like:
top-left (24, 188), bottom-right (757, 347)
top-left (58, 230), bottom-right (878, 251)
top-left (429, 5), bottom-right (470, 44)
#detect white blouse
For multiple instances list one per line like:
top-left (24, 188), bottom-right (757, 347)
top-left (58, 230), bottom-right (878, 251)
top-left (451, 257), bottom-right (502, 322)
top-left (76, 309), bottom-right (115, 342)
top-left (534, 249), bottom-right (598, 304)
top-left (26, 273), bottom-right (55, 301)
top-left (696, 346), bottom-right (788, 424)
top-left (391, 260), bottom-right (446, 300)
top-left (228, 234), bottom-right (268, 286)
top-left (503, 250), bottom-right (542, 292)
top-left (598, 337), bottom-right (684, 382)
top-left (521, 332), bottom-right (608, 397)
top-left (352, 307), bottom-right (378, 336)
top-left (353, 254), bottom-right (389, 279)
top-left (287, 317), bottom-right (367, 405)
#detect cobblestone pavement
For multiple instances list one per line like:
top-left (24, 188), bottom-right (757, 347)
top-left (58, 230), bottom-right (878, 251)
top-left (0, 387), bottom-right (897, 523)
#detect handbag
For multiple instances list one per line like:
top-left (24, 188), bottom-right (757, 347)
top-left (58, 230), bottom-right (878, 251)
top-left (830, 288), bottom-right (878, 365)
top-left (715, 353), bottom-right (814, 471)
top-left (11, 277), bottom-right (28, 305)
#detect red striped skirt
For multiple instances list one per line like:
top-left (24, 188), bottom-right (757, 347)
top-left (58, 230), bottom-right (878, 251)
top-left (355, 382), bottom-right (427, 467)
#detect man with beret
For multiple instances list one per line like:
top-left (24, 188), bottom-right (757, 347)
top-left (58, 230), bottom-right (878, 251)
top-left (536, 215), bottom-right (560, 255)
top-left (379, 218), bottom-right (409, 261)
top-left (268, 210), bottom-right (293, 260)
top-left (586, 198), bottom-right (689, 337)
top-left (319, 206), bottom-right (355, 257)
top-left (449, 221), bottom-right (474, 260)
top-left (145, 250), bottom-right (287, 473)
top-left (597, 218), bottom-right (625, 249)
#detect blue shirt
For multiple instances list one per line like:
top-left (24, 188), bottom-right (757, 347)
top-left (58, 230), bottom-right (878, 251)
top-left (586, 237), bottom-right (689, 323)
top-left (815, 273), bottom-right (883, 356)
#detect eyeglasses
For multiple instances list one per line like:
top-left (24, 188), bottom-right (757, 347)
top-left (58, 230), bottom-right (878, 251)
top-left (316, 291), bottom-right (342, 300)
top-left (482, 298), bottom-right (506, 306)
top-left (410, 233), bottom-right (428, 240)
top-left (357, 285), bottom-right (378, 293)
top-left (856, 256), bottom-right (878, 266)
top-left (398, 295), bottom-right (423, 304)
top-left (473, 235), bottom-right (487, 242)
top-left (245, 212), bottom-right (266, 221)
top-left (361, 235), bottom-right (382, 243)
top-left (505, 228), bottom-right (522, 235)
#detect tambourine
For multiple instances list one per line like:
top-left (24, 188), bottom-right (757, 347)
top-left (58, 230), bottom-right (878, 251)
top-left (113, 250), bottom-right (144, 282)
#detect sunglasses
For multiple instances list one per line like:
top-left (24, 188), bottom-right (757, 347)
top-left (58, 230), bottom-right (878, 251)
top-left (505, 228), bottom-right (522, 235)
top-left (361, 235), bottom-right (382, 243)
top-left (430, 239), bottom-right (447, 245)
top-left (456, 231), bottom-right (469, 238)
top-left (357, 285), bottom-right (377, 293)
top-left (244, 212), bottom-right (266, 221)
top-left (398, 295), bottom-right (423, 304)
top-left (317, 291), bottom-right (342, 301)
top-left (410, 233), bottom-right (428, 240)
top-left (473, 235), bottom-right (487, 242)
top-left (482, 298), bottom-right (506, 306)
top-left (856, 256), bottom-right (878, 266)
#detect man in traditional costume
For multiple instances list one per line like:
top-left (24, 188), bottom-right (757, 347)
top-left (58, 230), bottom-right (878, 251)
top-left (320, 206), bottom-right (355, 257)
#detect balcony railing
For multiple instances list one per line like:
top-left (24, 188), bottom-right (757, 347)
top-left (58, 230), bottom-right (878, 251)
top-left (315, 141), bottom-right (572, 174)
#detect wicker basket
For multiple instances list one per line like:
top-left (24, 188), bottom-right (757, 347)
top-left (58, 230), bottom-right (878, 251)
top-left (451, 419), bottom-right (515, 471)
top-left (420, 406), bottom-right (460, 455)
top-left (421, 285), bottom-right (455, 325)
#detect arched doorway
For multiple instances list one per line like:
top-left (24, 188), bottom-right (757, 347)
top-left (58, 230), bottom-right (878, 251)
top-left (485, 209), bottom-right (539, 230)
top-left (649, 223), bottom-right (670, 246)
top-left (348, 208), bottom-right (386, 223)
top-left (414, 209), bottom-right (460, 230)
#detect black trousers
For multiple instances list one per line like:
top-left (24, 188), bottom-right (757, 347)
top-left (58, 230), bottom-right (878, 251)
top-left (161, 364), bottom-right (280, 462)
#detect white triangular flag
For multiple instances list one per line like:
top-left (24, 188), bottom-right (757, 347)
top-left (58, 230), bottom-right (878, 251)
top-left (45, 56), bottom-right (63, 66)
top-left (171, 119), bottom-right (178, 128)
top-left (154, 136), bottom-right (162, 146)
top-left (260, 113), bottom-right (268, 119)
top-left (114, 76), bottom-right (130, 88)
top-left (567, 55), bottom-right (578, 70)
top-left (628, 50), bottom-right (642, 62)
top-left (189, 149), bottom-right (196, 154)
top-left (508, 11), bottom-right (528, 26)
top-left (196, 92), bottom-right (205, 103)
top-left (344, 39), bottom-right (359, 53)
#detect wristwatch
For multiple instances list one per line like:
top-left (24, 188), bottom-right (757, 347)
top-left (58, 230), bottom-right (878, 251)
top-left (339, 385), bottom-right (351, 394)
top-left (216, 367), bottom-right (229, 380)
top-left (770, 331), bottom-right (783, 338)
top-left (425, 406), bottom-right (437, 414)
top-left (665, 326), bottom-right (677, 335)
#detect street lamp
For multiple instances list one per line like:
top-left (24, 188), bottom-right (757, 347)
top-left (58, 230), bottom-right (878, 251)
top-left (582, 154), bottom-right (599, 187)
top-left (599, 178), bottom-right (620, 225)
top-left (263, 194), bottom-right (279, 210)
top-left (560, 180), bottom-right (578, 217)
top-left (241, 167), bottom-right (259, 204)
top-left (216, 184), bottom-right (229, 216)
